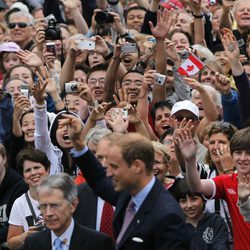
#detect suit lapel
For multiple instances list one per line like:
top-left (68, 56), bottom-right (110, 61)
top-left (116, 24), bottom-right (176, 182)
top-left (116, 180), bottom-right (162, 249)
top-left (69, 223), bottom-right (86, 250)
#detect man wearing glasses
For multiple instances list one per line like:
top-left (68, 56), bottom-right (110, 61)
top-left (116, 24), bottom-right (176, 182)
top-left (9, 11), bottom-right (35, 51)
top-left (23, 173), bottom-right (115, 250)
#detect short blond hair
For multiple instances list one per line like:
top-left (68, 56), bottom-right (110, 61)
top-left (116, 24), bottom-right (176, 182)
top-left (152, 141), bottom-right (170, 164)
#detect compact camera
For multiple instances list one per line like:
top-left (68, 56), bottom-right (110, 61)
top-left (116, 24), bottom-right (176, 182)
top-left (178, 50), bottom-right (189, 60)
top-left (121, 43), bottom-right (137, 53)
top-left (45, 18), bottom-right (61, 40)
top-left (154, 73), bottom-right (166, 86)
top-left (209, 0), bottom-right (217, 5)
top-left (95, 11), bottom-right (114, 24)
top-left (20, 84), bottom-right (29, 97)
top-left (65, 82), bottom-right (79, 94)
top-left (77, 39), bottom-right (95, 50)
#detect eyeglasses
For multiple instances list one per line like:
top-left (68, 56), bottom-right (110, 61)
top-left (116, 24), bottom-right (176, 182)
top-left (8, 22), bottom-right (29, 29)
top-left (38, 203), bottom-right (63, 212)
top-left (88, 78), bottom-right (105, 86)
top-left (121, 80), bottom-right (143, 88)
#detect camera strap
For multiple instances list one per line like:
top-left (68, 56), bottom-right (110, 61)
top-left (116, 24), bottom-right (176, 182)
top-left (25, 192), bottom-right (38, 224)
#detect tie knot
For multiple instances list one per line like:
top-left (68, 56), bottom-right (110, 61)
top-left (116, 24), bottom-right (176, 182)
top-left (54, 238), bottom-right (63, 250)
top-left (127, 199), bottom-right (135, 211)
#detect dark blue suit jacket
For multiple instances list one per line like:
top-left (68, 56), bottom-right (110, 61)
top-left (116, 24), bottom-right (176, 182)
top-left (23, 222), bottom-right (115, 250)
top-left (74, 150), bottom-right (191, 250)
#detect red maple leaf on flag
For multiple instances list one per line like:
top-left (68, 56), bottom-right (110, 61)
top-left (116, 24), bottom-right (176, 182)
top-left (187, 65), bottom-right (194, 72)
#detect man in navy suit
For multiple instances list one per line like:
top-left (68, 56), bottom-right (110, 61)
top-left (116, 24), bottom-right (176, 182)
top-left (61, 114), bottom-right (190, 250)
top-left (23, 173), bottom-right (114, 250)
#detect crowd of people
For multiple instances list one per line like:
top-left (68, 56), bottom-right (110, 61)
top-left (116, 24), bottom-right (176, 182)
top-left (0, 0), bottom-right (250, 249)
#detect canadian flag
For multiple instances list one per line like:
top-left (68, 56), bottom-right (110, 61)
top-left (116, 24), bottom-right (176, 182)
top-left (178, 54), bottom-right (204, 76)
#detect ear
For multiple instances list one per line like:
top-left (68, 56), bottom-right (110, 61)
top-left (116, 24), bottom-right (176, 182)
top-left (132, 159), bottom-right (144, 174)
top-left (70, 198), bottom-right (79, 213)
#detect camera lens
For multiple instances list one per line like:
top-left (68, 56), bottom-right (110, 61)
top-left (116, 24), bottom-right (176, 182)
top-left (71, 84), bottom-right (78, 91)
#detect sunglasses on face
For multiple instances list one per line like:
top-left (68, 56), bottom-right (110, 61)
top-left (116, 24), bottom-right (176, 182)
top-left (174, 116), bottom-right (198, 122)
top-left (8, 22), bottom-right (29, 29)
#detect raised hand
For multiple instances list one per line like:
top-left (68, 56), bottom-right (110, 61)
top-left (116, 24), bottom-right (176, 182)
top-left (78, 83), bottom-right (94, 104)
top-left (113, 89), bottom-right (131, 109)
top-left (188, 0), bottom-right (202, 15)
top-left (238, 175), bottom-right (250, 203)
top-left (110, 11), bottom-right (126, 35)
top-left (13, 95), bottom-right (31, 119)
top-left (59, 113), bottom-right (83, 141)
top-left (216, 144), bottom-right (234, 173)
top-left (16, 50), bottom-right (43, 68)
top-left (175, 128), bottom-right (198, 161)
top-left (221, 0), bottom-right (235, 9)
top-left (106, 108), bottom-right (129, 133)
top-left (183, 77), bottom-right (204, 92)
top-left (59, 0), bottom-right (79, 9)
top-left (221, 28), bottom-right (240, 63)
top-left (214, 72), bottom-right (231, 95)
top-left (149, 9), bottom-right (174, 39)
top-left (93, 35), bottom-right (110, 58)
top-left (90, 102), bottom-right (111, 121)
top-left (32, 72), bottom-right (48, 105)
top-left (141, 69), bottom-right (156, 92)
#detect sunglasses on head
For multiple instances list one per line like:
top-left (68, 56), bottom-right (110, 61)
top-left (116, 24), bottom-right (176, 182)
top-left (8, 22), bottom-right (29, 29)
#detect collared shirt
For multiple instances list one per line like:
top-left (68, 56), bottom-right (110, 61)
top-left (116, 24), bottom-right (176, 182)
top-left (51, 219), bottom-right (74, 250)
top-left (132, 176), bottom-right (156, 212)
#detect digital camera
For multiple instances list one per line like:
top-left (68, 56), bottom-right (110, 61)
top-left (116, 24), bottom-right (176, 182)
top-left (65, 82), bottom-right (79, 94)
top-left (154, 73), bottom-right (166, 86)
top-left (45, 18), bottom-right (61, 40)
top-left (95, 11), bottom-right (114, 24)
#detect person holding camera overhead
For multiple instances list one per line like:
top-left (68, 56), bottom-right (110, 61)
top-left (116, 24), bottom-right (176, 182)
top-left (7, 149), bottom-right (50, 250)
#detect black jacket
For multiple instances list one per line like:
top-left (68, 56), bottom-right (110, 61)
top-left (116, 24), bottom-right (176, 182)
top-left (0, 168), bottom-right (28, 243)
top-left (187, 212), bottom-right (229, 250)
top-left (74, 149), bottom-right (190, 250)
top-left (23, 221), bottom-right (115, 250)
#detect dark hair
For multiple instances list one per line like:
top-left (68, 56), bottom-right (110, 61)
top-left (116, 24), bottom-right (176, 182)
top-left (230, 127), bottom-right (250, 154)
top-left (160, 127), bottom-right (174, 143)
top-left (169, 178), bottom-right (205, 203)
top-left (150, 100), bottom-right (173, 123)
top-left (49, 110), bottom-right (79, 174)
top-left (168, 30), bottom-right (193, 46)
top-left (86, 63), bottom-right (108, 80)
top-left (120, 69), bottom-right (144, 84)
top-left (124, 6), bottom-right (147, 23)
top-left (116, 37), bottom-right (141, 57)
top-left (75, 63), bottom-right (90, 74)
top-left (208, 121), bottom-right (237, 142)
top-left (6, 64), bottom-right (35, 81)
top-left (2, 77), bottom-right (28, 90)
top-left (20, 109), bottom-right (34, 126)
top-left (16, 148), bottom-right (50, 175)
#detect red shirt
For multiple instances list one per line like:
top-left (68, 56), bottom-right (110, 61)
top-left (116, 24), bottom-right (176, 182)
top-left (212, 173), bottom-right (250, 250)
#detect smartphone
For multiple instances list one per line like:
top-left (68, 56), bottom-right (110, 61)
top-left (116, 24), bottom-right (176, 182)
top-left (46, 42), bottom-right (56, 56)
top-left (77, 39), bottom-right (95, 50)
top-left (121, 43), bottom-right (137, 53)
top-left (20, 85), bottom-right (29, 98)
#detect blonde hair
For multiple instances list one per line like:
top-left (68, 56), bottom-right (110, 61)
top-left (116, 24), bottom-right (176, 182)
top-left (152, 141), bottom-right (170, 164)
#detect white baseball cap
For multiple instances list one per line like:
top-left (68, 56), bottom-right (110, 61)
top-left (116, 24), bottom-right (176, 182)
top-left (171, 100), bottom-right (199, 118)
